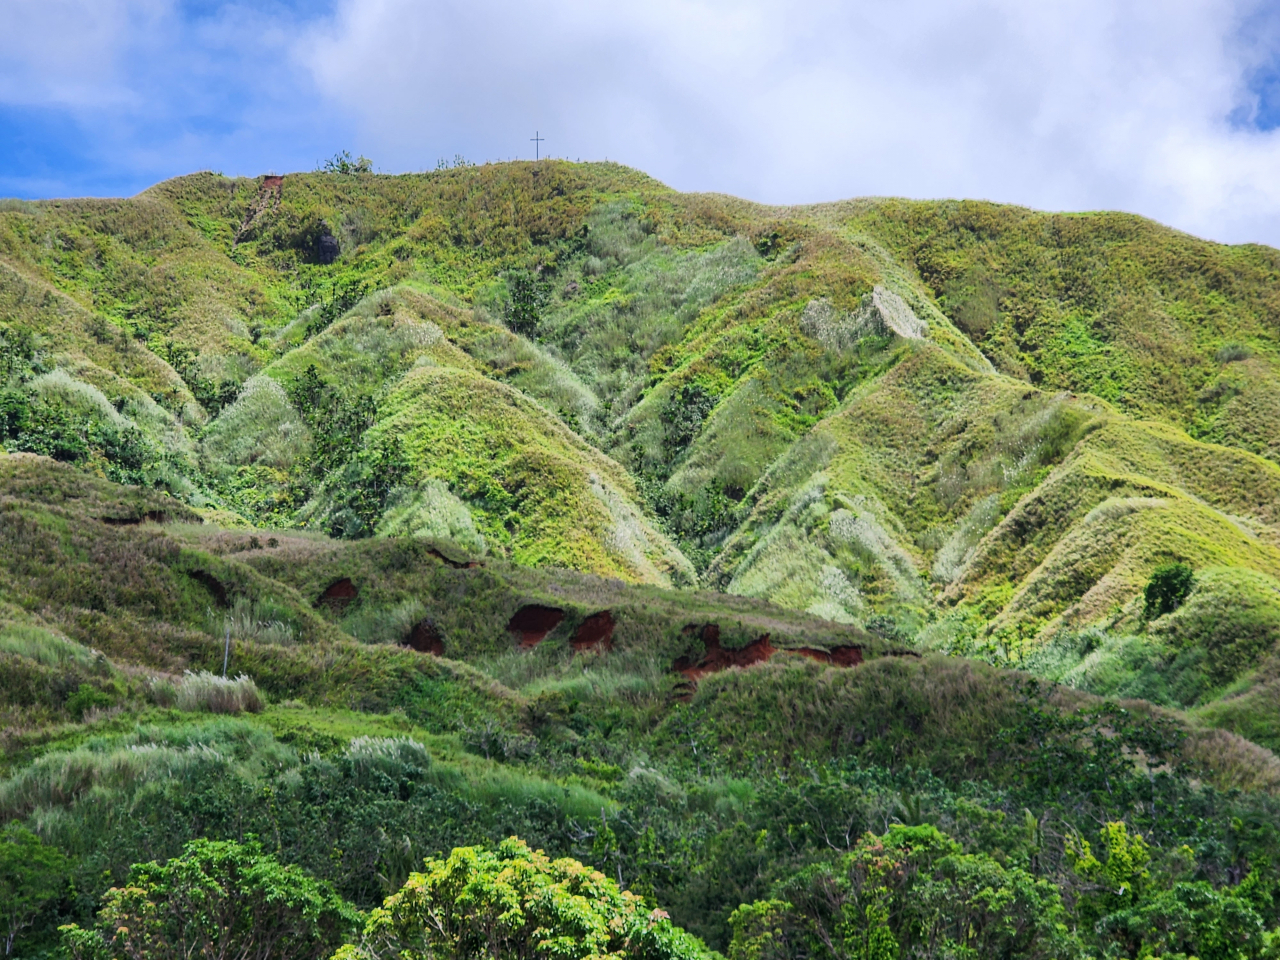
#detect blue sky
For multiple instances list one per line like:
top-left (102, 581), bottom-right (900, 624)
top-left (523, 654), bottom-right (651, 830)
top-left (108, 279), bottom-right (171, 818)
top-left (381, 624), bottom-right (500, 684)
top-left (3, 0), bottom-right (1280, 246)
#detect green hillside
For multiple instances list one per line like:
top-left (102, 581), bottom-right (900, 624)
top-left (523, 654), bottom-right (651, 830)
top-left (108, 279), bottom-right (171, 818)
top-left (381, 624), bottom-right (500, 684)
top-left (3, 164), bottom-right (1280, 958)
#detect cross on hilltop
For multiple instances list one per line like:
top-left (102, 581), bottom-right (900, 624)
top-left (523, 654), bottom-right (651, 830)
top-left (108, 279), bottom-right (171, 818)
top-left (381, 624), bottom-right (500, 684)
top-left (530, 131), bottom-right (544, 160)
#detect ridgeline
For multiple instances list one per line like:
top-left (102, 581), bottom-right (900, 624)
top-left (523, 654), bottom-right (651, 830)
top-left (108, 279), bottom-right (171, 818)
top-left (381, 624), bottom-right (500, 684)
top-left (2, 163), bottom-right (1280, 959)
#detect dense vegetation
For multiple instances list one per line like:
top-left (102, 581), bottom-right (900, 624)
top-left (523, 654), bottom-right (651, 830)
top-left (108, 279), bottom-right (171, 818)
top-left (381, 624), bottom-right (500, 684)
top-left (1, 163), bottom-right (1280, 958)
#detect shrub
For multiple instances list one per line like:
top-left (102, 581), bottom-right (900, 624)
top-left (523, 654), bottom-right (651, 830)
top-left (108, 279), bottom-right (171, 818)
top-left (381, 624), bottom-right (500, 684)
top-left (1215, 342), bottom-right (1252, 363)
top-left (335, 836), bottom-right (709, 960)
top-left (65, 683), bottom-right (114, 720)
top-left (1, 824), bottom-right (71, 956)
top-left (1144, 563), bottom-right (1195, 620)
top-left (735, 824), bottom-right (1081, 960)
top-left (175, 671), bottom-right (264, 714)
top-left (60, 838), bottom-right (359, 960)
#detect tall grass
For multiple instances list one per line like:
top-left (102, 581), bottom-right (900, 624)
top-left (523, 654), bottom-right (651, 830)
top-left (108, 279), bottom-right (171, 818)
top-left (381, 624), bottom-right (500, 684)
top-left (476, 645), bottom-right (671, 707)
top-left (0, 624), bottom-right (102, 669)
top-left (205, 598), bottom-right (299, 647)
top-left (341, 600), bottom-right (427, 645)
top-left (174, 671), bottom-right (264, 714)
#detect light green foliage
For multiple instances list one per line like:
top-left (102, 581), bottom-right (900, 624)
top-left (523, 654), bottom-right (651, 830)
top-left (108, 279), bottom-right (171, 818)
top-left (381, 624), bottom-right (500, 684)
top-left (0, 623), bottom-right (101, 669)
top-left (5, 164), bottom-right (1280, 960)
top-left (208, 597), bottom-right (300, 647)
top-left (375, 479), bottom-right (486, 554)
top-left (1067, 821), bottom-right (1151, 904)
top-left (201, 375), bottom-right (311, 470)
top-left (337, 836), bottom-right (709, 960)
top-left (174, 671), bottom-right (265, 714)
top-left (369, 364), bottom-right (692, 584)
top-left (1152, 567), bottom-right (1280, 684)
top-left (60, 837), bottom-right (359, 960)
top-left (0, 824), bottom-right (71, 956)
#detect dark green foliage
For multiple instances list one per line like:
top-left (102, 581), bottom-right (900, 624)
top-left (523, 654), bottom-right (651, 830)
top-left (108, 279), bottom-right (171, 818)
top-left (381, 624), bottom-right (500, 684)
top-left (0, 824), bottom-right (70, 956)
top-left (0, 325), bottom-right (42, 384)
top-left (307, 275), bottom-right (376, 336)
top-left (64, 683), bottom-right (114, 720)
top-left (504, 269), bottom-right (549, 337)
top-left (287, 363), bottom-right (377, 476)
top-left (734, 824), bottom-right (1080, 960)
top-left (662, 384), bottom-right (718, 459)
top-left (1146, 562), bottom-right (1196, 619)
top-left (60, 837), bottom-right (359, 960)
top-left (317, 434), bottom-right (412, 538)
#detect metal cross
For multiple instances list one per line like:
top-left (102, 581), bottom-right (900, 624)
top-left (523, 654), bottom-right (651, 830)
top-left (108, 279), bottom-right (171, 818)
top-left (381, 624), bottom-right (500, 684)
top-left (530, 131), bottom-right (544, 160)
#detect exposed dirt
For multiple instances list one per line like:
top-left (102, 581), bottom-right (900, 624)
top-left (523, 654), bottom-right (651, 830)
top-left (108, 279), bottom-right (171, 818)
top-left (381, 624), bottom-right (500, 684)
top-left (671, 624), bottom-right (864, 696)
top-left (318, 577), bottom-right (358, 615)
top-left (507, 604), bottom-right (565, 648)
top-left (233, 176), bottom-right (284, 247)
top-left (404, 619), bottom-right (444, 655)
top-left (794, 646), bottom-right (863, 667)
top-left (672, 624), bottom-right (777, 682)
top-left (571, 611), bottom-right (615, 652)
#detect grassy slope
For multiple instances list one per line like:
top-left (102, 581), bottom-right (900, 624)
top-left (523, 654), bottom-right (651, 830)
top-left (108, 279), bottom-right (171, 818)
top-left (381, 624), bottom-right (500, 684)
top-left (2, 163), bottom-right (1280, 734)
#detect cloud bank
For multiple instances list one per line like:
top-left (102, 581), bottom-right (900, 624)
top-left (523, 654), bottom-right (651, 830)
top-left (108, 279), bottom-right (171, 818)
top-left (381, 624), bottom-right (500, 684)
top-left (3, 0), bottom-right (1280, 245)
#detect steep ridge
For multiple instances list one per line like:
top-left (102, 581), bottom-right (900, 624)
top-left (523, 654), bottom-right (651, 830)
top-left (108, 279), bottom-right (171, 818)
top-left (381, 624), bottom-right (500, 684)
top-left (2, 162), bottom-right (1279, 725)
top-left (6, 168), bottom-right (1280, 959)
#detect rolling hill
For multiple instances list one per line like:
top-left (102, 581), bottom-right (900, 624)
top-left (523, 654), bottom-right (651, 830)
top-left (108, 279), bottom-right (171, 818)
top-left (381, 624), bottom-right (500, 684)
top-left (3, 164), bottom-right (1280, 959)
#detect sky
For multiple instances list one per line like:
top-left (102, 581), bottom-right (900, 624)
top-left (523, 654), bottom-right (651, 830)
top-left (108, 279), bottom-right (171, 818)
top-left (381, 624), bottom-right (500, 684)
top-left (3, 0), bottom-right (1280, 246)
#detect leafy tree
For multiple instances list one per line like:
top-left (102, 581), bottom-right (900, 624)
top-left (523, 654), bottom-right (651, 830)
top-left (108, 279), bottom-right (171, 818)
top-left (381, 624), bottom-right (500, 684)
top-left (335, 835), bottom-right (709, 960)
top-left (320, 152), bottom-right (373, 175)
top-left (504, 271), bottom-right (548, 338)
top-left (0, 825), bottom-right (70, 956)
top-left (727, 900), bottom-right (803, 960)
top-left (737, 824), bottom-right (1081, 960)
top-left (60, 838), bottom-right (359, 960)
top-left (1145, 562), bottom-right (1195, 619)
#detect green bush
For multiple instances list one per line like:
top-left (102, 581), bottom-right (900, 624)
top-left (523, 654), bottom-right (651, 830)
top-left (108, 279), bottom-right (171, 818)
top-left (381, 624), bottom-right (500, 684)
top-left (0, 824), bottom-right (71, 956)
top-left (1144, 562), bottom-right (1195, 619)
top-left (60, 838), bottom-right (359, 960)
top-left (731, 824), bottom-right (1081, 960)
top-left (336, 836), bottom-right (710, 960)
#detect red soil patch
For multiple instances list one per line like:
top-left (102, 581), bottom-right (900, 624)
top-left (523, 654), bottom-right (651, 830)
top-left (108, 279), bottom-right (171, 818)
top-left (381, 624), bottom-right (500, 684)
top-left (262, 175), bottom-right (284, 190)
top-left (794, 646), bottom-right (863, 667)
top-left (318, 578), bottom-right (358, 615)
top-left (572, 611), bottom-right (615, 652)
top-left (405, 619), bottom-right (444, 656)
top-left (507, 605), bottom-right (565, 648)
top-left (672, 624), bottom-right (776, 683)
top-left (671, 626), bottom-right (864, 696)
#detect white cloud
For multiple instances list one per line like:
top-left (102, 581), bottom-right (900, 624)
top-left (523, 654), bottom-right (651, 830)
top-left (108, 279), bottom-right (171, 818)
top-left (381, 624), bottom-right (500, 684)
top-left (299, 0), bottom-right (1280, 245)
top-left (0, 0), bottom-right (169, 107)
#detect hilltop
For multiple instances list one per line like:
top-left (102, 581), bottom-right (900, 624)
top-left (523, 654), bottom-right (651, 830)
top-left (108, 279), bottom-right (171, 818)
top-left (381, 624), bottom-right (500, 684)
top-left (2, 163), bottom-right (1280, 958)
top-left (3, 162), bottom-right (1279, 725)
